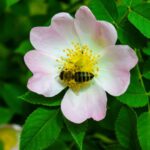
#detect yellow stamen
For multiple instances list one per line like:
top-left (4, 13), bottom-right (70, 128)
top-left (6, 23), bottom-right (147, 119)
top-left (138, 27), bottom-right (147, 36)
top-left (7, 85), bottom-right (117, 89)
top-left (58, 43), bottom-right (100, 91)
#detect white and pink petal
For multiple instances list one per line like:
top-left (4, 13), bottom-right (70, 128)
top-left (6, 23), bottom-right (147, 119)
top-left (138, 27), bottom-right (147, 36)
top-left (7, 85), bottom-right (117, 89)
top-left (99, 45), bottom-right (138, 71)
top-left (74, 6), bottom-right (117, 50)
top-left (27, 73), bottom-right (65, 97)
top-left (97, 45), bottom-right (138, 96)
top-left (61, 83), bottom-right (107, 124)
top-left (52, 12), bottom-right (80, 43)
top-left (24, 50), bottom-right (57, 74)
top-left (96, 69), bottom-right (130, 96)
top-left (94, 21), bottom-right (117, 47)
top-left (30, 27), bottom-right (72, 58)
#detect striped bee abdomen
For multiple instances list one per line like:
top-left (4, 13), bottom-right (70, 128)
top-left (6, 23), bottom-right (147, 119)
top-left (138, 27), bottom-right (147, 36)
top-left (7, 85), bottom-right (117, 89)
top-left (59, 71), bottom-right (74, 81)
top-left (59, 71), bottom-right (64, 80)
top-left (74, 72), bottom-right (94, 82)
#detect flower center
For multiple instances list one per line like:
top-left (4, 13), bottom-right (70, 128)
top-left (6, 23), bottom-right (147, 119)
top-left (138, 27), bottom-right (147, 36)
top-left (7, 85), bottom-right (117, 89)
top-left (57, 43), bottom-right (100, 91)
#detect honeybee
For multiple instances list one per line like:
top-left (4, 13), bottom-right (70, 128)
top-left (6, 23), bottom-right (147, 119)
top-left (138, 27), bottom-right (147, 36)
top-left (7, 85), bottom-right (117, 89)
top-left (59, 71), bottom-right (94, 83)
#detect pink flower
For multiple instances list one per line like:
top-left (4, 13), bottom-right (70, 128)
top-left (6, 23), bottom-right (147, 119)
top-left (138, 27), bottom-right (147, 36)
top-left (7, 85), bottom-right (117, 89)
top-left (0, 124), bottom-right (21, 150)
top-left (24, 6), bottom-right (138, 124)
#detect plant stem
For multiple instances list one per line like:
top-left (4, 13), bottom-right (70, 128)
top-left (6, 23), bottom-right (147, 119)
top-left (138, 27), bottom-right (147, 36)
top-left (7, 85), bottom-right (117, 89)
top-left (135, 49), bottom-right (150, 111)
top-left (93, 133), bottom-right (116, 144)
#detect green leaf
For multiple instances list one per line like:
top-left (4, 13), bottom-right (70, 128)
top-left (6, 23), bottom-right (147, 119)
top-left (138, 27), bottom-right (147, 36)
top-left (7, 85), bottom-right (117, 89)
top-left (128, 4), bottom-right (150, 38)
top-left (115, 107), bottom-right (140, 149)
top-left (45, 140), bottom-right (69, 150)
top-left (83, 139), bottom-right (101, 150)
top-left (89, 0), bottom-right (118, 23)
top-left (143, 59), bottom-right (150, 80)
top-left (19, 90), bottom-right (66, 106)
top-left (0, 0), bottom-right (5, 14)
top-left (131, 3), bottom-right (150, 20)
top-left (117, 0), bottom-right (142, 7)
top-left (143, 47), bottom-right (150, 56)
top-left (117, 21), bottom-right (146, 49)
top-left (29, 0), bottom-right (48, 16)
top-left (1, 84), bottom-right (26, 114)
top-left (20, 108), bottom-right (63, 150)
top-left (0, 107), bottom-right (13, 125)
top-left (99, 98), bottom-right (122, 130)
top-left (64, 119), bottom-right (87, 150)
top-left (0, 140), bottom-right (3, 150)
top-left (6, 0), bottom-right (19, 7)
top-left (117, 69), bottom-right (149, 107)
top-left (105, 144), bottom-right (128, 150)
top-left (15, 40), bottom-right (32, 55)
top-left (137, 112), bottom-right (150, 150)
top-left (93, 133), bottom-right (116, 144)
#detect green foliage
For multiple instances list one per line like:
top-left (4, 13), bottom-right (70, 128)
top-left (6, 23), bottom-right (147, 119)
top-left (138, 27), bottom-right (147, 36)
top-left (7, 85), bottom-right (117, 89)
top-left (20, 108), bottom-right (63, 150)
top-left (137, 112), bottom-right (150, 150)
top-left (128, 4), bottom-right (150, 38)
top-left (15, 40), bottom-right (32, 55)
top-left (0, 107), bottom-right (13, 125)
top-left (117, 69), bottom-right (149, 107)
top-left (143, 59), bottom-right (150, 80)
top-left (89, 0), bottom-right (118, 23)
top-left (105, 144), bottom-right (128, 150)
top-left (64, 119), bottom-right (87, 150)
top-left (143, 42), bottom-right (150, 56)
top-left (45, 140), bottom-right (69, 150)
top-left (6, 0), bottom-right (20, 7)
top-left (115, 107), bottom-right (140, 149)
top-left (0, 141), bottom-right (3, 150)
top-left (99, 99), bottom-right (122, 130)
top-left (0, 0), bottom-right (150, 150)
top-left (117, 21), bottom-right (146, 49)
top-left (120, 0), bottom-right (142, 7)
top-left (1, 84), bottom-right (26, 114)
top-left (19, 91), bottom-right (65, 106)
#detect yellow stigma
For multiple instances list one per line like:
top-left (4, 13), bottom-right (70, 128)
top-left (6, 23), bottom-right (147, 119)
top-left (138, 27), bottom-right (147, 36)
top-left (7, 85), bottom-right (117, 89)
top-left (57, 42), bottom-right (100, 91)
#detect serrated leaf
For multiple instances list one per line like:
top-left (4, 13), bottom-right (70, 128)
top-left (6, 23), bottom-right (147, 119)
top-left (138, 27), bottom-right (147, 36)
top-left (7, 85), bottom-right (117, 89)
top-left (64, 119), bottom-right (87, 150)
top-left (0, 107), bottom-right (13, 125)
top-left (89, 0), bottom-right (118, 23)
top-left (115, 107), bottom-right (140, 149)
top-left (137, 112), bottom-right (150, 150)
top-left (20, 108), bottom-right (63, 150)
top-left (19, 90), bottom-right (66, 106)
top-left (117, 68), bottom-right (148, 107)
top-left (128, 4), bottom-right (150, 38)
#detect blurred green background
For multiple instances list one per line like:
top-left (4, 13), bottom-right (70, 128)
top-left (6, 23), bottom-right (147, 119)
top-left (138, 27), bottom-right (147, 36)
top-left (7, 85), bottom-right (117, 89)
top-left (0, 0), bottom-right (150, 150)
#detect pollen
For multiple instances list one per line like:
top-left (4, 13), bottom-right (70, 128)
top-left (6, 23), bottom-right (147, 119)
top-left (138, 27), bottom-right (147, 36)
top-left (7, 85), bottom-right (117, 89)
top-left (57, 43), bottom-right (100, 91)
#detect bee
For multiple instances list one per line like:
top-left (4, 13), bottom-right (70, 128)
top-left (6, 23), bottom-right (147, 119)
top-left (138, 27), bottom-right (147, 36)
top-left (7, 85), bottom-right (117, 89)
top-left (59, 71), bottom-right (94, 83)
